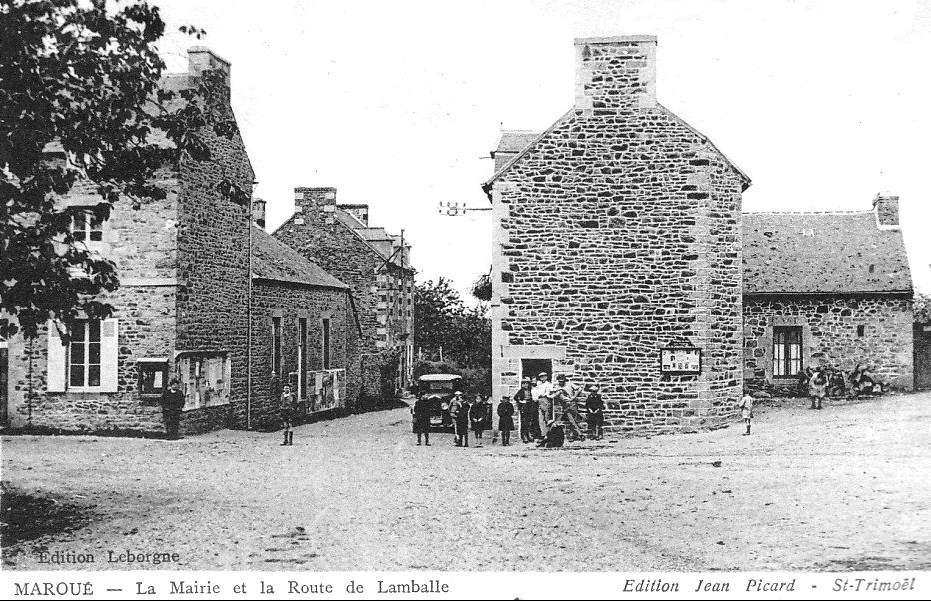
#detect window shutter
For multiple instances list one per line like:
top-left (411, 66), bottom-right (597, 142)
top-left (100, 318), bottom-right (119, 392)
top-left (46, 321), bottom-right (66, 392)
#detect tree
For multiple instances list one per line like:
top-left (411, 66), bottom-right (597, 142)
top-left (916, 292), bottom-right (931, 324)
top-left (0, 0), bottom-right (249, 339)
top-left (413, 277), bottom-right (490, 368)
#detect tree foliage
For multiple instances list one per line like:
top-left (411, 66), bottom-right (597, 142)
top-left (414, 277), bottom-right (490, 369)
top-left (915, 292), bottom-right (931, 324)
top-left (0, 0), bottom-right (249, 339)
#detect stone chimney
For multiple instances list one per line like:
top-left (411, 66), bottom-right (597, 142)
top-left (188, 47), bottom-right (231, 92)
top-left (251, 198), bottom-right (266, 229)
top-left (873, 192), bottom-right (900, 229)
top-left (294, 187), bottom-right (337, 226)
top-left (338, 204), bottom-right (369, 227)
top-left (574, 35), bottom-right (657, 114)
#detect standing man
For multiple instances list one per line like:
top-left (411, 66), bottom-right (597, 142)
top-left (161, 378), bottom-right (185, 440)
top-left (554, 374), bottom-right (585, 442)
top-left (514, 377), bottom-right (536, 443)
top-left (532, 372), bottom-right (554, 441)
top-left (412, 394), bottom-right (431, 446)
top-left (449, 390), bottom-right (465, 446)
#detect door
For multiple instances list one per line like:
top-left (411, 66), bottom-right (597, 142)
top-left (916, 324), bottom-right (931, 391)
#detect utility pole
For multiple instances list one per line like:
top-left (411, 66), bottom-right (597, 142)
top-left (438, 201), bottom-right (492, 216)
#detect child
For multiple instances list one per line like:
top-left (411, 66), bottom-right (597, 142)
top-left (738, 391), bottom-right (754, 436)
top-left (470, 394), bottom-right (487, 446)
top-left (497, 395), bottom-right (515, 446)
top-left (585, 384), bottom-right (605, 440)
top-left (279, 385), bottom-right (295, 446)
top-left (809, 367), bottom-right (827, 410)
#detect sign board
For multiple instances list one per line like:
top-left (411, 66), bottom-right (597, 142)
top-left (661, 347), bottom-right (701, 375)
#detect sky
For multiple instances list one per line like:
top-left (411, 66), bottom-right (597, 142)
top-left (154, 0), bottom-right (931, 299)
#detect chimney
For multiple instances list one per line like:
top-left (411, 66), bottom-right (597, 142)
top-left (294, 187), bottom-right (337, 226)
top-left (338, 204), bottom-right (369, 227)
top-left (188, 47), bottom-right (231, 92)
top-left (251, 198), bottom-right (266, 229)
top-left (873, 192), bottom-right (900, 229)
top-left (574, 35), bottom-right (657, 114)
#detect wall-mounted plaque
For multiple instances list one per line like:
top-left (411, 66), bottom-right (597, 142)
top-left (661, 347), bottom-right (701, 374)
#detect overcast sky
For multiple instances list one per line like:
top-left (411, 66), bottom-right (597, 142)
top-left (154, 0), bottom-right (931, 298)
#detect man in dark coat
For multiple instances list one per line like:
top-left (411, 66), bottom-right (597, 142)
top-left (455, 395), bottom-right (471, 447)
top-left (161, 378), bottom-right (184, 440)
top-left (412, 395), bottom-right (431, 446)
top-left (514, 378), bottom-right (538, 443)
top-left (497, 395), bottom-right (515, 446)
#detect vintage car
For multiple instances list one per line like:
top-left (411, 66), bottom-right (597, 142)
top-left (413, 373), bottom-right (463, 430)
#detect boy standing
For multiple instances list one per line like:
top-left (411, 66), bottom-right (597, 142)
top-left (497, 395), bottom-right (515, 446)
top-left (585, 384), bottom-right (605, 440)
top-left (738, 392), bottom-right (754, 436)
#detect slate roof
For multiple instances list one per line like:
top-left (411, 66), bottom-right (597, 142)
top-left (252, 225), bottom-right (347, 289)
top-left (742, 211), bottom-right (912, 295)
top-left (334, 209), bottom-right (411, 271)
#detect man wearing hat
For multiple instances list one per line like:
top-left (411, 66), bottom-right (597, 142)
top-left (513, 377), bottom-right (539, 443)
top-left (554, 373), bottom-right (585, 442)
top-left (531, 372), bottom-right (554, 440)
top-left (161, 378), bottom-right (185, 440)
top-left (448, 390), bottom-right (466, 446)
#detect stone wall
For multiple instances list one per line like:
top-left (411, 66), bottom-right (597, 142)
top-left (176, 120), bottom-right (253, 432)
top-left (489, 36), bottom-right (746, 435)
top-left (743, 294), bottom-right (914, 392)
top-left (250, 280), bottom-right (359, 429)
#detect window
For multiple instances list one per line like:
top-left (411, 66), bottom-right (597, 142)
top-left (857, 325), bottom-right (866, 337)
top-left (47, 318), bottom-right (118, 393)
top-left (69, 319), bottom-right (101, 388)
top-left (70, 207), bottom-right (104, 249)
top-left (321, 318), bottom-right (331, 370)
top-left (298, 318), bottom-right (307, 400)
top-left (138, 360), bottom-right (168, 396)
top-left (272, 317), bottom-right (282, 376)
top-left (773, 326), bottom-right (803, 377)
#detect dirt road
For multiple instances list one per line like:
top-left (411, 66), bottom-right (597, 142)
top-left (3, 393), bottom-right (930, 571)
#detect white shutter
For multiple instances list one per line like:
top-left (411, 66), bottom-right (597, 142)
top-left (46, 321), bottom-right (66, 392)
top-left (100, 318), bottom-right (119, 392)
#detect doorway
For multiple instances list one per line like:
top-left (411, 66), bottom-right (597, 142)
top-left (521, 359), bottom-right (553, 383)
top-left (915, 324), bottom-right (931, 391)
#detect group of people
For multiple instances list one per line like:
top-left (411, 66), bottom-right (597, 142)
top-left (513, 372), bottom-right (605, 446)
top-left (412, 371), bottom-right (606, 449)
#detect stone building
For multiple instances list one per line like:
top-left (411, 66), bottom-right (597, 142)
top-left (483, 36), bottom-right (751, 435)
top-left (742, 195), bottom-right (914, 392)
top-left (3, 48), bottom-right (255, 435)
top-left (248, 204), bottom-right (361, 429)
top-left (275, 188), bottom-right (415, 405)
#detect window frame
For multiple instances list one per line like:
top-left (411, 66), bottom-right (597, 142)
top-left (772, 325), bottom-right (803, 378)
top-left (69, 206), bottom-right (105, 251)
top-left (67, 319), bottom-right (102, 391)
